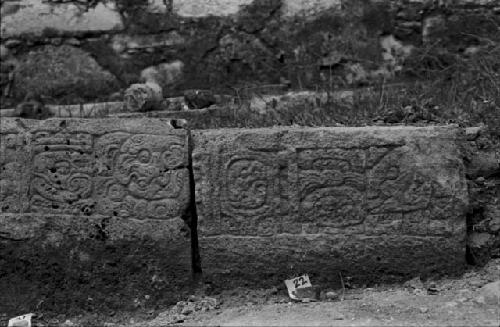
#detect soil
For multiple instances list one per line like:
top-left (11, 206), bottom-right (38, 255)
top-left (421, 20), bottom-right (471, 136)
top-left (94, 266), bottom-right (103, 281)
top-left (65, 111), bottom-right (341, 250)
top-left (18, 259), bottom-right (499, 327)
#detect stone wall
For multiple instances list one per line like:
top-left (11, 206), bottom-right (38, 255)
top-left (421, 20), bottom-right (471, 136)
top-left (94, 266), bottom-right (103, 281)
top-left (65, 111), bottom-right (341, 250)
top-left (192, 125), bottom-right (468, 288)
top-left (0, 118), bottom-right (193, 315)
top-left (1, 0), bottom-right (498, 107)
top-left (0, 118), bottom-right (469, 315)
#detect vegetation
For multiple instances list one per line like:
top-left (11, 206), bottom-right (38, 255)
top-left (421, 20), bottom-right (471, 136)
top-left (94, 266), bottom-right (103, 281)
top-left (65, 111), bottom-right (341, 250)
top-left (186, 41), bottom-right (499, 138)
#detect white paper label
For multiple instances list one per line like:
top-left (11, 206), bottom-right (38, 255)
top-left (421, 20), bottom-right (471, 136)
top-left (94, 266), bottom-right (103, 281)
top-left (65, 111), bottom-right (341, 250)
top-left (284, 274), bottom-right (312, 300)
top-left (8, 313), bottom-right (33, 327)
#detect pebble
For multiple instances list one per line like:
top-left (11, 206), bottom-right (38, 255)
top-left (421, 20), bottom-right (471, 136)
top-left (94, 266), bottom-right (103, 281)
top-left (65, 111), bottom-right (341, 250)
top-left (65, 38), bottom-right (81, 46)
top-left (478, 280), bottom-right (500, 305)
top-left (5, 39), bottom-right (22, 48)
top-left (419, 307), bottom-right (429, 313)
top-left (181, 306), bottom-right (193, 315)
top-left (474, 295), bottom-right (486, 304)
top-left (326, 291), bottom-right (338, 300)
top-left (0, 45), bottom-right (9, 60)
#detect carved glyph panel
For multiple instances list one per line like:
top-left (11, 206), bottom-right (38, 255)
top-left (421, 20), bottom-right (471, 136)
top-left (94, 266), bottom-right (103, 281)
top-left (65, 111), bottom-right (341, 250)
top-left (193, 127), bottom-right (466, 238)
top-left (94, 133), bottom-right (189, 219)
top-left (30, 131), bottom-right (95, 214)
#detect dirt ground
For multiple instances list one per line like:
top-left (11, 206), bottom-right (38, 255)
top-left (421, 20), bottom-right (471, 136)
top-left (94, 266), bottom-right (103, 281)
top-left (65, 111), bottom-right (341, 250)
top-left (25, 259), bottom-right (497, 327)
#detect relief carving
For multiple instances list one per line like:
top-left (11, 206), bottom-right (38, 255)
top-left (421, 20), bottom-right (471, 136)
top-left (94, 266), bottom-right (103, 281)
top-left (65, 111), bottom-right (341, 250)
top-left (0, 133), bottom-right (24, 212)
top-left (30, 132), bottom-right (95, 214)
top-left (95, 133), bottom-right (188, 219)
top-left (298, 148), bottom-right (365, 227)
top-left (221, 154), bottom-right (279, 218)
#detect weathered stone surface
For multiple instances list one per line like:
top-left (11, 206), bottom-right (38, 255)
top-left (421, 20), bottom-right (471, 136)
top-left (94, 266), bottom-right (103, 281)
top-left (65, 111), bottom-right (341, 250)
top-left (281, 0), bottom-right (341, 17)
top-left (124, 82), bottom-right (163, 112)
top-left (0, 119), bottom-right (30, 213)
top-left (0, 213), bottom-right (192, 315)
top-left (111, 32), bottom-right (185, 56)
top-left (13, 45), bottom-right (120, 102)
top-left (192, 125), bottom-right (468, 288)
top-left (0, 0), bottom-right (123, 38)
top-left (171, 0), bottom-right (341, 17)
top-left (0, 117), bottom-right (191, 314)
top-left (172, 0), bottom-right (254, 17)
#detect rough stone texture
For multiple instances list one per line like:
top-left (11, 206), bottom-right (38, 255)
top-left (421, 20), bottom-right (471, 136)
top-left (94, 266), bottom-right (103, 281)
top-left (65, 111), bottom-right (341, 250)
top-left (172, 0), bottom-right (254, 17)
top-left (0, 117), bottom-right (192, 315)
top-left (0, 0), bottom-right (123, 38)
top-left (464, 128), bottom-right (500, 264)
top-left (13, 45), bottom-right (121, 102)
top-left (172, 0), bottom-right (340, 17)
top-left (1, 0), bottom-right (497, 106)
top-left (192, 125), bottom-right (468, 289)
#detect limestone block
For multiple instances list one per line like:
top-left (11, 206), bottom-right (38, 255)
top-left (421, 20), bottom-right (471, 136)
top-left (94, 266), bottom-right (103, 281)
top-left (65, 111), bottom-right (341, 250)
top-left (23, 118), bottom-right (191, 218)
top-left (281, 0), bottom-right (341, 17)
top-left (0, 117), bottom-right (192, 312)
top-left (172, 0), bottom-right (341, 17)
top-left (0, 0), bottom-right (123, 38)
top-left (192, 125), bottom-right (468, 288)
top-left (172, 0), bottom-right (254, 17)
top-left (0, 119), bottom-right (31, 213)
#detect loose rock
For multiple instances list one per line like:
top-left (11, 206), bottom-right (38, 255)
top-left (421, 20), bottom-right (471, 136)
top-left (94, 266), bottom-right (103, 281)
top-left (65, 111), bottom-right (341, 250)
top-left (478, 280), bottom-right (500, 305)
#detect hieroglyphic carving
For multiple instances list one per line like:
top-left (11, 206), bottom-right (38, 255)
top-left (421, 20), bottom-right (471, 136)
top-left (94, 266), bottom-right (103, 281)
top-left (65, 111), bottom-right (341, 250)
top-left (192, 127), bottom-right (467, 287)
top-left (297, 148), bottom-right (366, 227)
top-left (366, 147), bottom-right (432, 215)
top-left (29, 131), bottom-right (95, 214)
top-left (94, 133), bottom-right (189, 219)
top-left (216, 152), bottom-right (282, 235)
top-left (222, 153), bottom-right (280, 217)
top-left (0, 133), bottom-right (25, 212)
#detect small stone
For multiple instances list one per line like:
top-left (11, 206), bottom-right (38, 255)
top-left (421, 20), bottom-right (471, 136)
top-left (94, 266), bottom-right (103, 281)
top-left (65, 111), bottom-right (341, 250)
top-left (474, 295), bottom-right (486, 304)
top-left (465, 126), bottom-right (483, 140)
top-left (65, 38), bottom-right (81, 46)
top-left (0, 45), bottom-right (9, 60)
top-left (184, 89), bottom-right (216, 109)
top-left (427, 287), bottom-right (439, 295)
top-left (404, 276), bottom-right (424, 290)
top-left (51, 38), bottom-right (63, 46)
top-left (301, 298), bottom-right (311, 303)
top-left (5, 39), bottom-right (22, 48)
top-left (326, 291), bottom-right (338, 300)
top-left (419, 307), bottom-right (428, 313)
top-left (478, 280), bottom-right (500, 305)
top-left (181, 305), bottom-right (193, 315)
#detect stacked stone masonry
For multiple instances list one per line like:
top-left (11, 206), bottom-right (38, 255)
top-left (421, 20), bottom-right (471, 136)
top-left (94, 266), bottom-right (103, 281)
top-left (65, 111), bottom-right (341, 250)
top-left (1, 0), bottom-right (498, 106)
top-left (192, 125), bottom-right (468, 288)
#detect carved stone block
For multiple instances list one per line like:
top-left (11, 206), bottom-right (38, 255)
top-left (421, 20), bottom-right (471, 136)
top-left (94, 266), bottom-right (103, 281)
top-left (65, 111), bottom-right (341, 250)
top-left (0, 118), bottom-right (192, 312)
top-left (0, 119), bottom-right (30, 213)
top-left (192, 126), bottom-right (468, 288)
top-left (94, 132), bottom-right (190, 219)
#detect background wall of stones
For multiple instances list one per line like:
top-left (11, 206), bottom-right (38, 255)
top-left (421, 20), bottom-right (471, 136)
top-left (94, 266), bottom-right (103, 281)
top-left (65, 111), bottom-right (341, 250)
top-left (1, 0), bottom-right (499, 105)
top-left (0, 0), bottom-right (498, 268)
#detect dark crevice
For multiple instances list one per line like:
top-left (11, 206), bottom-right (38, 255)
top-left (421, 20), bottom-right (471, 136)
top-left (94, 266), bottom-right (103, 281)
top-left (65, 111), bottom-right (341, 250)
top-left (186, 129), bottom-right (203, 283)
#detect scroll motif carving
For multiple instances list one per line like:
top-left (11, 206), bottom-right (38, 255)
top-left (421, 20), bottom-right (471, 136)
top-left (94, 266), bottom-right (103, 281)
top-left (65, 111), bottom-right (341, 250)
top-left (298, 148), bottom-right (366, 227)
top-left (95, 133), bottom-right (188, 219)
top-left (29, 132), bottom-right (95, 214)
top-left (221, 154), bottom-right (279, 218)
